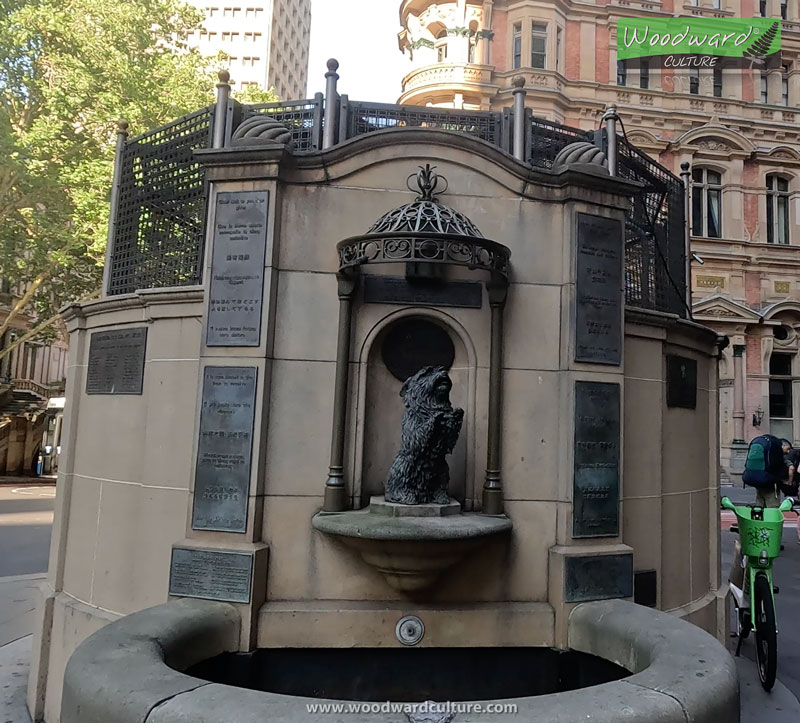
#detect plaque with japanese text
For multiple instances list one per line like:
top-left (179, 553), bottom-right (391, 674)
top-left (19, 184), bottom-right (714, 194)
top-left (191, 366), bottom-right (257, 533)
top-left (564, 553), bottom-right (633, 603)
top-left (575, 213), bottom-right (623, 365)
top-left (573, 381), bottom-right (620, 538)
top-left (169, 547), bottom-right (253, 603)
top-left (206, 191), bottom-right (269, 346)
top-left (86, 327), bottom-right (148, 395)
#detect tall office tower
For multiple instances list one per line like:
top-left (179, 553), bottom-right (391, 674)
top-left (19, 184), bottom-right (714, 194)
top-left (397, 1), bottom-right (800, 481)
top-left (185, 0), bottom-right (311, 97)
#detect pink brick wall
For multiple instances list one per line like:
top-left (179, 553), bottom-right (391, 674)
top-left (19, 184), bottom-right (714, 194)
top-left (595, 25), bottom-right (609, 83)
top-left (565, 21), bottom-right (580, 80)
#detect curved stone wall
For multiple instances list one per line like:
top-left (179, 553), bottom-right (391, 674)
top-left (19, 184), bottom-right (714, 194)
top-left (60, 598), bottom-right (738, 723)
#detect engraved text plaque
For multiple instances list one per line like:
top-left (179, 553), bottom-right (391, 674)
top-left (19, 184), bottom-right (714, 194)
top-left (169, 547), bottom-right (253, 603)
top-left (192, 366), bottom-right (257, 533)
top-left (573, 381), bottom-right (620, 538)
top-left (565, 553), bottom-right (633, 603)
top-left (363, 276), bottom-right (482, 309)
top-left (575, 214), bottom-right (623, 365)
top-left (86, 328), bottom-right (148, 395)
top-left (206, 191), bottom-right (269, 346)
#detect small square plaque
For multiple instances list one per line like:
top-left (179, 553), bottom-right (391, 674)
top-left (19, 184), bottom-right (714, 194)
top-left (169, 547), bottom-right (253, 604)
top-left (565, 553), bottom-right (633, 603)
top-left (666, 355), bottom-right (697, 409)
top-left (86, 327), bottom-right (148, 395)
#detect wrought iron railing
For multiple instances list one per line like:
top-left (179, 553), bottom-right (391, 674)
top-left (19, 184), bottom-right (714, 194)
top-left (342, 99), bottom-right (505, 148)
top-left (107, 106), bottom-right (214, 296)
top-left (105, 95), bottom-right (687, 319)
top-left (616, 138), bottom-right (687, 317)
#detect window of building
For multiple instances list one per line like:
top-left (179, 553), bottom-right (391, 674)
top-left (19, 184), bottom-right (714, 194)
top-left (690, 68), bottom-right (700, 95)
top-left (208, 7), bottom-right (218, 17)
top-left (617, 59), bottom-right (626, 86)
top-left (782, 0), bottom-right (788, 19)
top-left (640, 58), bottom-right (650, 90)
top-left (689, 0), bottom-right (698, 5)
top-left (770, 352), bottom-right (794, 441)
top-left (712, 0), bottom-right (721, 8)
top-left (531, 22), bottom-right (547, 69)
top-left (223, 7), bottom-right (232, 16)
top-left (512, 23), bottom-right (521, 69)
top-left (761, 70), bottom-right (769, 103)
top-left (691, 167), bottom-right (722, 238)
top-left (713, 67), bottom-right (723, 97)
top-left (435, 29), bottom-right (448, 62)
top-left (782, 64), bottom-right (790, 106)
top-left (556, 27), bottom-right (562, 72)
top-left (767, 174), bottom-right (790, 245)
top-left (760, 0), bottom-right (768, 16)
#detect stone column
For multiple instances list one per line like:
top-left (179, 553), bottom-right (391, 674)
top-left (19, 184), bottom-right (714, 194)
top-left (767, 68), bottom-right (782, 105)
top-left (481, 1), bottom-right (493, 65)
top-left (323, 272), bottom-right (358, 512)
top-left (483, 278), bottom-right (507, 515)
top-left (732, 344), bottom-right (746, 444)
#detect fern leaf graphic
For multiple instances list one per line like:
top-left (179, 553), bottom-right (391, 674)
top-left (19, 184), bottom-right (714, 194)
top-left (743, 21), bottom-right (779, 61)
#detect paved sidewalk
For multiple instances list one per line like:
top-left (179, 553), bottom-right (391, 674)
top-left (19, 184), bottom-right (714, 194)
top-left (737, 655), bottom-right (800, 721)
top-left (0, 574), bottom-right (42, 723)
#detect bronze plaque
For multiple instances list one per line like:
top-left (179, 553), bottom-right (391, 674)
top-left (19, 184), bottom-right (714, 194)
top-left (573, 381), bottom-right (620, 538)
top-left (666, 355), bottom-right (697, 409)
top-left (575, 213), bottom-right (623, 365)
top-left (86, 328), bottom-right (148, 395)
top-left (191, 366), bottom-right (257, 533)
top-left (363, 276), bottom-right (482, 308)
top-left (206, 191), bottom-right (268, 346)
top-left (565, 553), bottom-right (633, 603)
top-left (169, 547), bottom-right (253, 603)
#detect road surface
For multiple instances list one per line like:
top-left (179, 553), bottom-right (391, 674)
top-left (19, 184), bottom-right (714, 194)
top-left (0, 483), bottom-right (55, 577)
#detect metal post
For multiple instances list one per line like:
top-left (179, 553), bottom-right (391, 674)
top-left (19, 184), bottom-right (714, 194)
top-left (602, 105), bottom-right (618, 176)
top-left (212, 70), bottom-right (231, 149)
top-left (512, 76), bottom-right (526, 162)
top-left (680, 161), bottom-right (692, 311)
top-left (101, 120), bottom-right (129, 297)
top-left (483, 278), bottom-right (508, 515)
top-left (323, 272), bottom-right (358, 511)
top-left (323, 58), bottom-right (340, 150)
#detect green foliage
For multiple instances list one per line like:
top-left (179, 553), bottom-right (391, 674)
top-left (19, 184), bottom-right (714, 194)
top-left (0, 0), bottom-right (218, 331)
top-left (232, 83), bottom-right (280, 105)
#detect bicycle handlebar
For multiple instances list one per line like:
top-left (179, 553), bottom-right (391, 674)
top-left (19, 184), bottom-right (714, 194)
top-left (720, 495), bottom-right (797, 512)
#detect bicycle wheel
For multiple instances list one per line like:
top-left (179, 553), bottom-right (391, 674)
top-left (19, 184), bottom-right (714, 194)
top-left (754, 573), bottom-right (777, 691)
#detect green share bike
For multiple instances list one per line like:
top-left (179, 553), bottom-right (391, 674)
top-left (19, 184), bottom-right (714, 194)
top-left (722, 495), bottom-right (796, 691)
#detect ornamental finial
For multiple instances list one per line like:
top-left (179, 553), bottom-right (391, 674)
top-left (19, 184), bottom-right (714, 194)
top-left (410, 164), bottom-right (448, 201)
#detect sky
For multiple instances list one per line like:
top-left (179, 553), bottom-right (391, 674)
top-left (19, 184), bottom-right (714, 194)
top-left (306, 0), bottom-right (412, 102)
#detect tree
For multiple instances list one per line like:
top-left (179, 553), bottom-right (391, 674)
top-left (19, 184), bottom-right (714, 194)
top-left (0, 0), bottom-right (224, 357)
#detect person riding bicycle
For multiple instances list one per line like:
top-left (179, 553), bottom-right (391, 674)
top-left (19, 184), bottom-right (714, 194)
top-left (742, 434), bottom-right (791, 508)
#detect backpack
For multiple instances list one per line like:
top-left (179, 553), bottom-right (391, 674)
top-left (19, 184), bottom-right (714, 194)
top-left (742, 434), bottom-right (784, 488)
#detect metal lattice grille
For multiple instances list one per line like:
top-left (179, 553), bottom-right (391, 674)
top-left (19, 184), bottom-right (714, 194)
top-left (527, 117), bottom-right (590, 170)
top-left (346, 101), bottom-right (501, 145)
top-left (108, 107), bottom-right (213, 296)
top-left (616, 138), bottom-right (687, 317)
top-left (240, 97), bottom-right (322, 152)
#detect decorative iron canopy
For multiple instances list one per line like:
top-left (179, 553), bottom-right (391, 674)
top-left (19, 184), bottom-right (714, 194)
top-left (337, 165), bottom-right (510, 281)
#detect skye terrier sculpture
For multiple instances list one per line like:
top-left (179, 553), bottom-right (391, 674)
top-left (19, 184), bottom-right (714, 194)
top-left (384, 366), bottom-right (463, 505)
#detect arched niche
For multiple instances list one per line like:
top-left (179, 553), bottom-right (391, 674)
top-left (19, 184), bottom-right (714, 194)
top-left (354, 308), bottom-right (476, 509)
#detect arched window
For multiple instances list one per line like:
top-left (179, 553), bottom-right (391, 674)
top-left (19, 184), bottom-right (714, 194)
top-left (435, 28), bottom-right (448, 62)
top-left (691, 167), bottom-right (722, 238)
top-left (767, 174), bottom-right (790, 244)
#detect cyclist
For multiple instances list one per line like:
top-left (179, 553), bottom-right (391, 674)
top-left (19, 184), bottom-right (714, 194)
top-left (742, 434), bottom-right (788, 508)
top-left (730, 434), bottom-right (789, 586)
